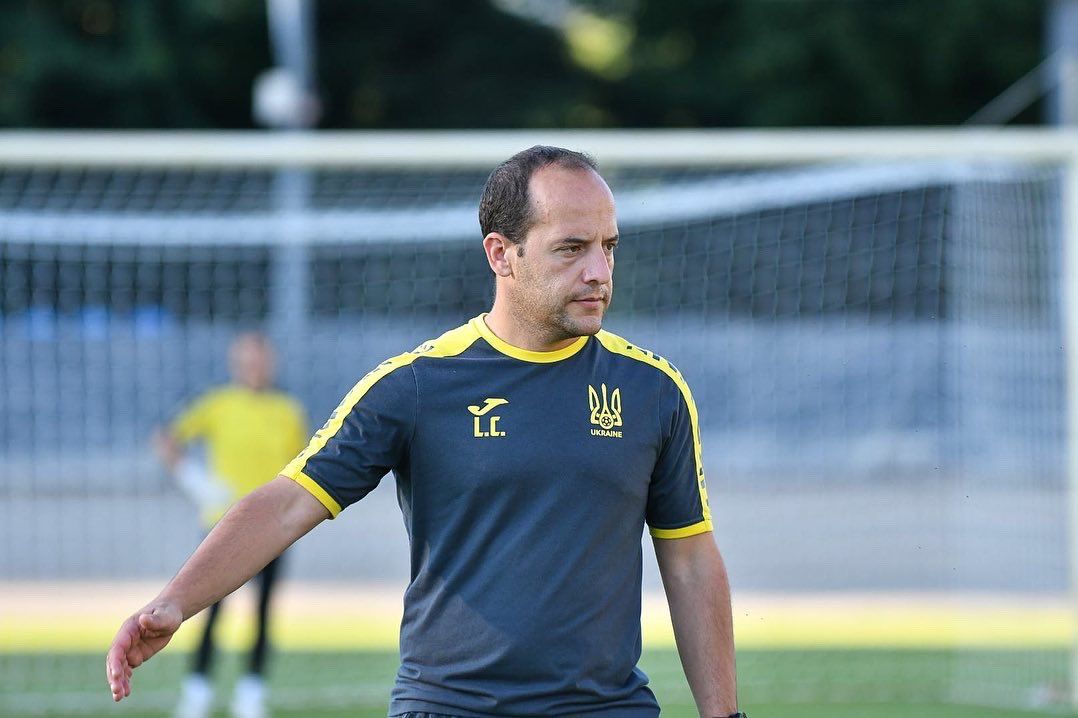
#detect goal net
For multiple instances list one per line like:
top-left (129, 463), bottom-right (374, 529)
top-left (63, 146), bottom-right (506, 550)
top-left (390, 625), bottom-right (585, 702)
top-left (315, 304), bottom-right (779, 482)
top-left (0, 131), bottom-right (1070, 714)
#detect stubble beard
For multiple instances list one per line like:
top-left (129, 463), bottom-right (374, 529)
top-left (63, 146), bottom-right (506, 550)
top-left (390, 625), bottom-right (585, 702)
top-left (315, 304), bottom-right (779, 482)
top-left (510, 259), bottom-right (612, 342)
top-left (508, 284), bottom-right (607, 344)
top-left (551, 298), bottom-right (607, 339)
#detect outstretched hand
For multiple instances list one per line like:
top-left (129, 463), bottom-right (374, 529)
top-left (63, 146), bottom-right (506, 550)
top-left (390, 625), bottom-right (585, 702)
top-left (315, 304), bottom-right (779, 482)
top-left (105, 602), bottom-right (183, 702)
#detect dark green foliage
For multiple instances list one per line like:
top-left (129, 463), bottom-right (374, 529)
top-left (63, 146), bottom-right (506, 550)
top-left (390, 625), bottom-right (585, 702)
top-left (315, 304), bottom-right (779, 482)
top-left (315, 0), bottom-right (590, 128)
top-left (1, 1), bottom-right (271, 127)
top-left (600, 0), bottom-right (1045, 126)
top-left (0, 0), bottom-right (1047, 128)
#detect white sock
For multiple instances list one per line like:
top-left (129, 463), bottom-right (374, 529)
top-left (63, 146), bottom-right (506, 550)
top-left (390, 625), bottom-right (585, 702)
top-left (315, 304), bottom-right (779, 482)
top-left (231, 675), bottom-right (267, 718)
top-left (175, 674), bottom-right (213, 718)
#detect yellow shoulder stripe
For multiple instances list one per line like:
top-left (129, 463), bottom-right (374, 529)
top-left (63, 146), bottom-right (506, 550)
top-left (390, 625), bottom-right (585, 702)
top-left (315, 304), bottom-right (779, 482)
top-left (283, 321), bottom-right (480, 518)
top-left (281, 351), bottom-right (418, 515)
top-left (411, 321), bottom-right (482, 358)
top-left (595, 330), bottom-right (713, 537)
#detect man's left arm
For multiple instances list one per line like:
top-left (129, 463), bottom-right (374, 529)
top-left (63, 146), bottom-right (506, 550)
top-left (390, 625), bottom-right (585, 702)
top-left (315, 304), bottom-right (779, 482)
top-left (653, 532), bottom-right (738, 718)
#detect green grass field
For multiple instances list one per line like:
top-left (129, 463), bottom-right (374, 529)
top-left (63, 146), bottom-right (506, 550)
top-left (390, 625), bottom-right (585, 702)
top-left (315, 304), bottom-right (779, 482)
top-left (1, 649), bottom-right (1073, 717)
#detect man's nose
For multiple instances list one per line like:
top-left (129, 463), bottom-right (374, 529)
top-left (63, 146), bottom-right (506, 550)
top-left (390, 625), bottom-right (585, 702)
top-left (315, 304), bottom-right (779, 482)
top-left (582, 245), bottom-right (612, 285)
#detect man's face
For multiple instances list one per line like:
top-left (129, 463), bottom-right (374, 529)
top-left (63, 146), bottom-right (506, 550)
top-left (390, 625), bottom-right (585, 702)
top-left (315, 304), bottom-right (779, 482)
top-left (506, 165), bottom-right (619, 340)
top-left (230, 336), bottom-right (275, 390)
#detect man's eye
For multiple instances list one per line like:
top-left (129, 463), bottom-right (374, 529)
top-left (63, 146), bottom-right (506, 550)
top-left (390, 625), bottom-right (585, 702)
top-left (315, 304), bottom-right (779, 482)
top-left (562, 245), bottom-right (583, 254)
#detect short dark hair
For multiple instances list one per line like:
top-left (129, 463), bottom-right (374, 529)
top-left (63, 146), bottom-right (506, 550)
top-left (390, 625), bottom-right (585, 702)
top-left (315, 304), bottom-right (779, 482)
top-left (478, 145), bottom-right (598, 252)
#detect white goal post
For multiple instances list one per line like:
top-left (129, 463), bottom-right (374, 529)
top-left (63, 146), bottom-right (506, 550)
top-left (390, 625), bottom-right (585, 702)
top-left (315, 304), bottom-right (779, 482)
top-left (0, 128), bottom-right (1073, 167)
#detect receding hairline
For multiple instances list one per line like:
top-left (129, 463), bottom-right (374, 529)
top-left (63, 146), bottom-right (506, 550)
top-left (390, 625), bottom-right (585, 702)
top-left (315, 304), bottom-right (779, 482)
top-left (526, 163), bottom-right (614, 220)
top-left (478, 146), bottom-right (602, 246)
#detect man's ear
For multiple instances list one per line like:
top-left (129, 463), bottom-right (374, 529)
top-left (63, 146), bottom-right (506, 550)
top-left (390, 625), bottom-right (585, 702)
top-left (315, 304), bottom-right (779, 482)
top-left (483, 233), bottom-right (515, 278)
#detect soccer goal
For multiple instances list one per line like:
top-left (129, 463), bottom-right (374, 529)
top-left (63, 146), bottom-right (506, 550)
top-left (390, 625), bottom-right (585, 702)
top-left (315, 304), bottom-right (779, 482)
top-left (0, 129), bottom-right (1073, 714)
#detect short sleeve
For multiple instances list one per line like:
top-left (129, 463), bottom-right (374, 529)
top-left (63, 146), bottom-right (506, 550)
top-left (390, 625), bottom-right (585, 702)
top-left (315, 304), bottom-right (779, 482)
top-left (647, 373), bottom-right (713, 539)
top-left (170, 393), bottom-right (218, 445)
top-left (281, 356), bottom-right (417, 518)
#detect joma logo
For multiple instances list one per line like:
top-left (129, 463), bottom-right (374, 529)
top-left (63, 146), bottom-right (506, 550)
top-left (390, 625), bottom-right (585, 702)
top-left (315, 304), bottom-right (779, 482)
top-left (468, 398), bottom-right (508, 438)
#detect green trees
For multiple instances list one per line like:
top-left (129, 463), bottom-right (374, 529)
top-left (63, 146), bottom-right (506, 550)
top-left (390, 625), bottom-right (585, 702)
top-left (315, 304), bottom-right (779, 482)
top-left (0, 0), bottom-right (1045, 128)
top-left (2, 2), bottom-right (270, 127)
top-left (601, 0), bottom-right (1044, 126)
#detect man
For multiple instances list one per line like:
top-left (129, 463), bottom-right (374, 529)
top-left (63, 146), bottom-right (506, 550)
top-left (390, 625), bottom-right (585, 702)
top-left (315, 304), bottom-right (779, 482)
top-left (108, 146), bottom-right (742, 718)
top-left (152, 333), bottom-right (307, 718)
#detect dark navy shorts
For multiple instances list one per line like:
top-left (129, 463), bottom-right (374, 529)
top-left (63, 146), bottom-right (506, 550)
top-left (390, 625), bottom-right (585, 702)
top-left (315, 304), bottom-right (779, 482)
top-left (390, 714), bottom-right (465, 718)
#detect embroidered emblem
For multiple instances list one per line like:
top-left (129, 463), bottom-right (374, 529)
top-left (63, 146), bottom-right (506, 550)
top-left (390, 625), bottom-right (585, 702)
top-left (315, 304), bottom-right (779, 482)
top-left (588, 384), bottom-right (623, 438)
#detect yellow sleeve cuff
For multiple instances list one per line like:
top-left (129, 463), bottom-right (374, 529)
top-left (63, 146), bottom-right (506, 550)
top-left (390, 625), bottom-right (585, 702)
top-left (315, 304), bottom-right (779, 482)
top-left (649, 519), bottom-right (713, 539)
top-left (289, 471), bottom-right (342, 519)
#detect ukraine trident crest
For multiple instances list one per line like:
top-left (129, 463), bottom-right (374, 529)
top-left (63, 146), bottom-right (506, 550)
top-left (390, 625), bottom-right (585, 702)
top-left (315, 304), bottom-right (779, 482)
top-left (588, 383), bottom-right (623, 436)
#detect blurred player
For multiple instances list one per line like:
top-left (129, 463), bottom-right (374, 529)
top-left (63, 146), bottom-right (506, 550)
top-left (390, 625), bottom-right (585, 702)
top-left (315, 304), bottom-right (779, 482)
top-left (110, 147), bottom-right (743, 718)
top-left (153, 333), bottom-right (307, 718)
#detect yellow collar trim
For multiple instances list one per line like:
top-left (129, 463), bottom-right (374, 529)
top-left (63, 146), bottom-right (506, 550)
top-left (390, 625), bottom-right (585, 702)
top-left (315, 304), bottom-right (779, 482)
top-left (470, 314), bottom-right (588, 363)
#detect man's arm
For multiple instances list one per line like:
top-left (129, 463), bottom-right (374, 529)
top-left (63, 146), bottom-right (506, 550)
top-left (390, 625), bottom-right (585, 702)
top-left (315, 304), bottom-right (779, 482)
top-left (151, 427), bottom-right (183, 472)
top-left (654, 532), bottom-right (738, 717)
top-left (105, 475), bottom-right (329, 702)
top-left (154, 393), bottom-right (216, 471)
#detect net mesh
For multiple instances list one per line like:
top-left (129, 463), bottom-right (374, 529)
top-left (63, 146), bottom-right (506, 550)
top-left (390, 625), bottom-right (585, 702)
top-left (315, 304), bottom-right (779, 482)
top-left (0, 149), bottom-right (1069, 713)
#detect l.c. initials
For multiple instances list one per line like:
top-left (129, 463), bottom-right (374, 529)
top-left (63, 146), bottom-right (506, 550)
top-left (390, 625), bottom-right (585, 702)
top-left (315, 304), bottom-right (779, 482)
top-left (468, 398), bottom-right (508, 438)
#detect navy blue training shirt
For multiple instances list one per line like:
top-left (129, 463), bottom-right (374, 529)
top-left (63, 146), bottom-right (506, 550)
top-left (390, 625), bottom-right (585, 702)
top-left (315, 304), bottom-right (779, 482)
top-left (283, 314), bottom-right (713, 717)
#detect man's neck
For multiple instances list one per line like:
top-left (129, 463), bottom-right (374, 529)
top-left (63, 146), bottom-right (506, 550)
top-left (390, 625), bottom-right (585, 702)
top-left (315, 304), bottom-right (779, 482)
top-left (234, 382), bottom-right (268, 392)
top-left (485, 301), bottom-right (578, 353)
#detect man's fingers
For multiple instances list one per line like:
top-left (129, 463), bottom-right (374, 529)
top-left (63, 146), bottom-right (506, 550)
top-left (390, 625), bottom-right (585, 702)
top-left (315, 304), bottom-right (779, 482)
top-left (125, 648), bottom-right (144, 669)
top-left (137, 610), bottom-right (160, 633)
top-left (138, 605), bottom-right (178, 637)
top-left (113, 668), bottom-right (131, 700)
top-left (107, 669), bottom-right (124, 701)
top-left (106, 647), bottom-right (129, 701)
top-left (138, 614), bottom-right (167, 639)
top-left (107, 606), bottom-right (179, 701)
top-left (105, 647), bottom-right (125, 679)
top-left (107, 616), bottom-right (143, 701)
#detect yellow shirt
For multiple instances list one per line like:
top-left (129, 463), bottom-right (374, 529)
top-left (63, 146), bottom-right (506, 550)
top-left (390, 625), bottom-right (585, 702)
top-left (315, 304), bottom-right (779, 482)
top-left (171, 385), bottom-right (307, 522)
